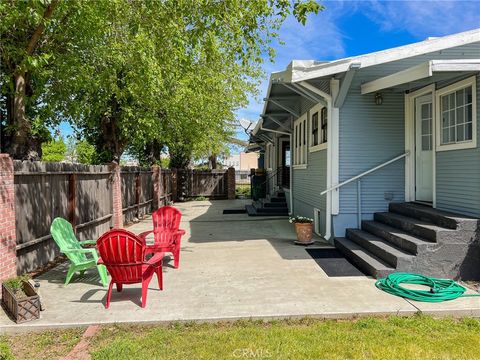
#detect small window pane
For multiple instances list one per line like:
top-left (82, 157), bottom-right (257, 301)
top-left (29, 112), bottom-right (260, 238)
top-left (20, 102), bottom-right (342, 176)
top-left (442, 111), bottom-right (449, 128)
top-left (422, 136), bottom-right (431, 151)
top-left (449, 93), bottom-right (455, 108)
top-left (421, 104), bottom-right (429, 118)
top-left (442, 127), bottom-right (449, 144)
top-left (442, 96), bottom-right (448, 111)
top-left (456, 89), bottom-right (465, 106)
top-left (456, 107), bottom-right (464, 125)
top-left (448, 126), bottom-right (455, 142)
top-left (466, 122), bottom-right (472, 141)
top-left (303, 120), bottom-right (306, 145)
top-left (449, 109), bottom-right (456, 126)
top-left (466, 86), bottom-right (472, 104)
top-left (422, 119), bottom-right (430, 134)
top-left (466, 104), bottom-right (472, 122)
top-left (456, 124), bottom-right (465, 142)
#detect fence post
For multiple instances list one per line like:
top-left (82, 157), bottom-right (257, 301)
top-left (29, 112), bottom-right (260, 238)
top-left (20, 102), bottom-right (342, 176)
top-left (152, 165), bottom-right (161, 209)
top-left (110, 162), bottom-right (123, 228)
top-left (0, 154), bottom-right (17, 281)
top-left (68, 174), bottom-right (77, 232)
top-left (135, 171), bottom-right (140, 218)
top-left (227, 167), bottom-right (236, 200)
top-left (171, 169), bottom-right (178, 202)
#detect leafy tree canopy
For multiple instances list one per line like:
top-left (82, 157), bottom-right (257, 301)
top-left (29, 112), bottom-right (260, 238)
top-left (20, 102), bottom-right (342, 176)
top-left (1, 0), bottom-right (322, 166)
top-left (41, 137), bottom-right (66, 162)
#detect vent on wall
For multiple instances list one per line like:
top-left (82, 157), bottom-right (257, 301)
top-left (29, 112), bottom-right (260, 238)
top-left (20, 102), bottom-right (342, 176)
top-left (314, 208), bottom-right (324, 237)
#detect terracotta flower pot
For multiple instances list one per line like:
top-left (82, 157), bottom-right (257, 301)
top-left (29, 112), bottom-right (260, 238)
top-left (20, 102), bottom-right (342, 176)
top-left (294, 222), bottom-right (313, 244)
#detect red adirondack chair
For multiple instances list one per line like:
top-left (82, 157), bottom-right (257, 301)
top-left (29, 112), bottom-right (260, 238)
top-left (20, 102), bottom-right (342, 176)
top-left (96, 229), bottom-right (163, 309)
top-left (139, 206), bottom-right (185, 269)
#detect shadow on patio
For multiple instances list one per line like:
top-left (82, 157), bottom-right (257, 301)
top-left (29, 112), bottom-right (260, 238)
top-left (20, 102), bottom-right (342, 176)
top-left (5, 199), bottom-right (479, 330)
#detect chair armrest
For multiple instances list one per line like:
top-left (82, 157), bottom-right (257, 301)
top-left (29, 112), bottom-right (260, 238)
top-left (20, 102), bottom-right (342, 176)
top-left (79, 240), bottom-right (96, 246)
top-left (63, 248), bottom-right (97, 254)
top-left (138, 230), bottom-right (153, 240)
top-left (146, 252), bottom-right (164, 267)
top-left (97, 258), bottom-right (104, 265)
top-left (176, 229), bottom-right (186, 236)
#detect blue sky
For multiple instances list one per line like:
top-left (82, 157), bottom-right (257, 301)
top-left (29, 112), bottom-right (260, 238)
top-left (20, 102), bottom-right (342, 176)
top-left (234, 0), bottom-right (480, 142)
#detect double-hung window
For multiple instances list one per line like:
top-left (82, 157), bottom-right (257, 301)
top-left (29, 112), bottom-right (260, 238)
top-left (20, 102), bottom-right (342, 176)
top-left (310, 105), bottom-right (328, 152)
top-left (293, 114), bottom-right (307, 166)
top-left (436, 76), bottom-right (477, 151)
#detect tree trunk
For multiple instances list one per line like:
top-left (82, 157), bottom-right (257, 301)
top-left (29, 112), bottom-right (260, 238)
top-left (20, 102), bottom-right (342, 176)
top-left (5, 73), bottom-right (41, 160)
top-left (208, 154), bottom-right (217, 170)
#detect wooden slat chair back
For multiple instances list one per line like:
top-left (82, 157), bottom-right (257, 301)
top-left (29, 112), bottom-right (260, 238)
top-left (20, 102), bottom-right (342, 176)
top-left (96, 229), bottom-right (163, 308)
top-left (50, 217), bottom-right (108, 286)
top-left (139, 206), bottom-right (185, 268)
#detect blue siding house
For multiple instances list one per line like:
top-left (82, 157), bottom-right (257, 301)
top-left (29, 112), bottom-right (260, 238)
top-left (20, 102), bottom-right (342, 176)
top-left (248, 29), bottom-right (480, 279)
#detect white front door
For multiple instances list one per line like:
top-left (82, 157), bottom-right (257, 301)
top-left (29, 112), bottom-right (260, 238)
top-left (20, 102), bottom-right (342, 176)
top-left (415, 94), bottom-right (433, 202)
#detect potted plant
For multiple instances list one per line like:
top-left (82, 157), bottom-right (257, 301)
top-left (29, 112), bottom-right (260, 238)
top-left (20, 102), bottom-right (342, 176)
top-left (289, 215), bottom-right (314, 245)
top-left (2, 275), bottom-right (40, 323)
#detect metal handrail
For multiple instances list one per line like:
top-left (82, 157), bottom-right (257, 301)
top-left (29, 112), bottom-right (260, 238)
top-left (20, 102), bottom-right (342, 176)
top-left (259, 166), bottom-right (282, 187)
top-left (321, 151), bottom-right (410, 195)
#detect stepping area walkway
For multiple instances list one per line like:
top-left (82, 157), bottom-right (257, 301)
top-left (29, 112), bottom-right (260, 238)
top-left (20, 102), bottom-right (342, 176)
top-left (1, 200), bottom-right (479, 331)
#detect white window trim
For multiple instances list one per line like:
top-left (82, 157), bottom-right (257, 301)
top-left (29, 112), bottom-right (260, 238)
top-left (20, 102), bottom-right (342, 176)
top-left (309, 103), bottom-right (328, 152)
top-left (435, 76), bottom-right (477, 152)
top-left (310, 143), bottom-right (328, 152)
top-left (293, 113), bottom-right (308, 166)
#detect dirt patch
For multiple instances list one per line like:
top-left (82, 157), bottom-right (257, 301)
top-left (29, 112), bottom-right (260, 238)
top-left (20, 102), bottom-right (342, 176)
top-left (26, 255), bottom-right (67, 279)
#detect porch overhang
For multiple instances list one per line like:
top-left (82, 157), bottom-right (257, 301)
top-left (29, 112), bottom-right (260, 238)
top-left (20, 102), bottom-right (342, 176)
top-left (361, 59), bottom-right (480, 95)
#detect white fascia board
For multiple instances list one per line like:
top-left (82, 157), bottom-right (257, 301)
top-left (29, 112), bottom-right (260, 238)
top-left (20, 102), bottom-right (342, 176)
top-left (293, 28), bottom-right (480, 83)
top-left (251, 119), bottom-right (263, 136)
top-left (361, 59), bottom-right (480, 94)
top-left (431, 59), bottom-right (480, 72)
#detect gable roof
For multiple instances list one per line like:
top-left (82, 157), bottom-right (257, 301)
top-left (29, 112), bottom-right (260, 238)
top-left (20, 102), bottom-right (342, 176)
top-left (291, 28), bottom-right (480, 82)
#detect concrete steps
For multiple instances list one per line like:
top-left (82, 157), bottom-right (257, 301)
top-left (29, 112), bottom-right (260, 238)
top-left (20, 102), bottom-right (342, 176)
top-left (389, 202), bottom-right (479, 231)
top-left (362, 220), bottom-right (432, 255)
top-left (346, 229), bottom-right (414, 268)
top-left (334, 237), bottom-right (395, 278)
top-left (246, 191), bottom-right (288, 217)
top-left (335, 202), bottom-right (480, 279)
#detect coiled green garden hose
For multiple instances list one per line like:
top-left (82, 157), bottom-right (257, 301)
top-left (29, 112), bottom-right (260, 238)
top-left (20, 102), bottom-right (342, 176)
top-left (375, 272), bottom-right (480, 302)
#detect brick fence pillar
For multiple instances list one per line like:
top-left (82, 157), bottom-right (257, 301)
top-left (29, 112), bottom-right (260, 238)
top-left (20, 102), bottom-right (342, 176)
top-left (0, 154), bottom-right (17, 281)
top-left (152, 164), bottom-right (162, 209)
top-left (227, 167), bottom-right (236, 200)
top-left (110, 162), bottom-right (123, 229)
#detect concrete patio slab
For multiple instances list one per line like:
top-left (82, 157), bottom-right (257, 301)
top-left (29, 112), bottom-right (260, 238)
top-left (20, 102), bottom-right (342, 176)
top-left (1, 200), bottom-right (478, 332)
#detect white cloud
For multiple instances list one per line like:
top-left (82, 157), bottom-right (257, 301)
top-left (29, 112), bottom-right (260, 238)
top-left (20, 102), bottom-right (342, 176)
top-left (364, 0), bottom-right (480, 38)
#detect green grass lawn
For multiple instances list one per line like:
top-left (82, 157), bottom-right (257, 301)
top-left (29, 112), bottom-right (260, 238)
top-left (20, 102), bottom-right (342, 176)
top-left (2, 316), bottom-right (480, 359)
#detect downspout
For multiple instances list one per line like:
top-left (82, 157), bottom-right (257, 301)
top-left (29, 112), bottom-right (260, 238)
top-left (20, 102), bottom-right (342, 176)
top-left (289, 117), bottom-right (293, 216)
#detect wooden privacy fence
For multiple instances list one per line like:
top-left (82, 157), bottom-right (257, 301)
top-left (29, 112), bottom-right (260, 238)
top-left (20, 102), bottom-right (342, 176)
top-left (13, 161), bottom-right (113, 274)
top-left (10, 161), bottom-right (174, 274)
top-left (0, 155), bottom-right (235, 278)
top-left (121, 167), bottom-right (174, 223)
top-left (178, 169), bottom-right (229, 199)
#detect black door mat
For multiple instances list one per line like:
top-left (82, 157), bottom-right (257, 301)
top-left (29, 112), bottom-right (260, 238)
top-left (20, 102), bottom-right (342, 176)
top-left (223, 209), bottom-right (247, 214)
top-left (306, 248), bottom-right (366, 277)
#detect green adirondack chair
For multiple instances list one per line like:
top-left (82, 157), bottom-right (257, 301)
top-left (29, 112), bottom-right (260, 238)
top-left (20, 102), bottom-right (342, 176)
top-left (50, 218), bottom-right (108, 287)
